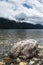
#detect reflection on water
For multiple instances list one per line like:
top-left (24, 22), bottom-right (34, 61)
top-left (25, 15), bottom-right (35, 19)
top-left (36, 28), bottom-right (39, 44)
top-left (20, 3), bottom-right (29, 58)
top-left (0, 29), bottom-right (43, 57)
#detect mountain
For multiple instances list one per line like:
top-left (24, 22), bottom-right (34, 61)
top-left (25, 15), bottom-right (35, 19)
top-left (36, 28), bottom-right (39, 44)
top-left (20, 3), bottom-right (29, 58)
top-left (0, 18), bottom-right (43, 29)
top-left (0, 0), bottom-right (43, 25)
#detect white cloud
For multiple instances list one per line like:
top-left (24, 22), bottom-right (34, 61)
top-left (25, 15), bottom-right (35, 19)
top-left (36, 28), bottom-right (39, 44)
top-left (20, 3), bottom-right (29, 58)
top-left (0, 0), bottom-right (43, 24)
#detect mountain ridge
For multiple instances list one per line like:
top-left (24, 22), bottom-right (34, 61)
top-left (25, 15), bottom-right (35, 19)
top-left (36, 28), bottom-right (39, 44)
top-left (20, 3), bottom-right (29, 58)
top-left (0, 18), bottom-right (43, 29)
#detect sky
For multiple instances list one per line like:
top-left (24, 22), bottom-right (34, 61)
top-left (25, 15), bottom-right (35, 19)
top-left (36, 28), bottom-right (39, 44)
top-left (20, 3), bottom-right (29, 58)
top-left (0, 0), bottom-right (43, 24)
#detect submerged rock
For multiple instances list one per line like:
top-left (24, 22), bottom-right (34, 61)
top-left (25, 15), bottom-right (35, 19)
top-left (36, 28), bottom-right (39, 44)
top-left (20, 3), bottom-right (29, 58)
top-left (10, 39), bottom-right (38, 59)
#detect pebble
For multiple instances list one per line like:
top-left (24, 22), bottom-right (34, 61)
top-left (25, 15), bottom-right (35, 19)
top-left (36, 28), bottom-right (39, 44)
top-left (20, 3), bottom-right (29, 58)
top-left (0, 62), bottom-right (5, 65)
top-left (19, 62), bottom-right (27, 65)
top-left (10, 63), bottom-right (14, 65)
top-left (29, 60), bottom-right (35, 65)
top-left (16, 58), bottom-right (21, 63)
top-left (32, 57), bottom-right (40, 61)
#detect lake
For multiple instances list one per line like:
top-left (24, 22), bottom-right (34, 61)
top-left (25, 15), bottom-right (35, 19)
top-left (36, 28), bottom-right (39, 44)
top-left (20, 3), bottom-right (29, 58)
top-left (0, 29), bottom-right (43, 40)
top-left (0, 29), bottom-right (43, 57)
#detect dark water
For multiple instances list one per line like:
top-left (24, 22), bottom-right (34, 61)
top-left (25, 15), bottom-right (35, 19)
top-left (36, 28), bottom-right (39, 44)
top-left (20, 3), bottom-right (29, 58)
top-left (0, 29), bottom-right (43, 56)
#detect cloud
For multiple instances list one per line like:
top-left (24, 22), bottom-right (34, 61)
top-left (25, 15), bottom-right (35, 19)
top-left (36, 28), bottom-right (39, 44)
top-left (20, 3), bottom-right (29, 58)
top-left (0, 0), bottom-right (43, 24)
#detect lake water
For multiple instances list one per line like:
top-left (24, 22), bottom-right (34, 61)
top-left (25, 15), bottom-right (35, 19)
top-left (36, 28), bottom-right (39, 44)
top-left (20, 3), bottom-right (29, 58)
top-left (0, 29), bottom-right (43, 40)
top-left (0, 29), bottom-right (43, 57)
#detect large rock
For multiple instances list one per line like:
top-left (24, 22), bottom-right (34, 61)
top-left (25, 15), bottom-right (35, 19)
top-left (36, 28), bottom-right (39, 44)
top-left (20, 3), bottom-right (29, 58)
top-left (10, 39), bottom-right (38, 59)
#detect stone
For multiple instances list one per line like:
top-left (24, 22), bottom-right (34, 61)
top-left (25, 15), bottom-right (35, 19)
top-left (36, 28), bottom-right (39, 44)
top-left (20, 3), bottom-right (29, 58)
top-left (10, 63), bottom-right (14, 65)
top-left (0, 62), bottom-right (5, 65)
top-left (3, 56), bottom-right (11, 63)
top-left (16, 58), bottom-right (21, 63)
top-left (19, 62), bottom-right (27, 65)
top-left (10, 39), bottom-right (38, 59)
top-left (32, 57), bottom-right (40, 61)
top-left (29, 60), bottom-right (35, 65)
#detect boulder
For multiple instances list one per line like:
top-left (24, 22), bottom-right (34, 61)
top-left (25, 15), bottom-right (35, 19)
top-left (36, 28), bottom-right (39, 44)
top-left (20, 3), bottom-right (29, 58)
top-left (10, 39), bottom-right (38, 59)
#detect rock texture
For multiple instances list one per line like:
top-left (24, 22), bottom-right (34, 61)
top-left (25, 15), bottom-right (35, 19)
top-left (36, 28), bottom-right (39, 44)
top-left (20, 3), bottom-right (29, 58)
top-left (10, 39), bottom-right (38, 59)
top-left (2, 39), bottom-right (43, 65)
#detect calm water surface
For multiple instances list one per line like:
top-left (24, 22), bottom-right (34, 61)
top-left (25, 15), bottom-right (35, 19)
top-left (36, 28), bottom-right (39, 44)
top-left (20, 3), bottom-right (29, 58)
top-left (0, 29), bottom-right (43, 40)
top-left (0, 29), bottom-right (43, 56)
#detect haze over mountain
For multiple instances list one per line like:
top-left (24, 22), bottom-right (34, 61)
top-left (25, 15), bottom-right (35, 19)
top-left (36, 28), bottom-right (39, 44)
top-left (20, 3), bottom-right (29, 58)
top-left (0, 0), bottom-right (43, 25)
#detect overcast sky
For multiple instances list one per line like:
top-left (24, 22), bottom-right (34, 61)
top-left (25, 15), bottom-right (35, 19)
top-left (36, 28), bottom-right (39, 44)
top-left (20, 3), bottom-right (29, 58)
top-left (0, 0), bottom-right (43, 24)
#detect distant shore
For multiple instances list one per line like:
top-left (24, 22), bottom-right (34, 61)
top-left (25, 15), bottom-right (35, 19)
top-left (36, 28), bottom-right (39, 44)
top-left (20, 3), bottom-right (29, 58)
top-left (0, 18), bottom-right (43, 29)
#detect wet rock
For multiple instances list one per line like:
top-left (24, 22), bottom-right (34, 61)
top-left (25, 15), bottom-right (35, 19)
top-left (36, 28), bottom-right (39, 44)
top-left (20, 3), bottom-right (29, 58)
top-left (10, 39), bottom-right (38, 59)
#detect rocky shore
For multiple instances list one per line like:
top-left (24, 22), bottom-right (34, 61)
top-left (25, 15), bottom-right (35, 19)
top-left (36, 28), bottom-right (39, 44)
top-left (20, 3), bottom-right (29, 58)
top-left (0, 39), bottom-right (43, 65)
